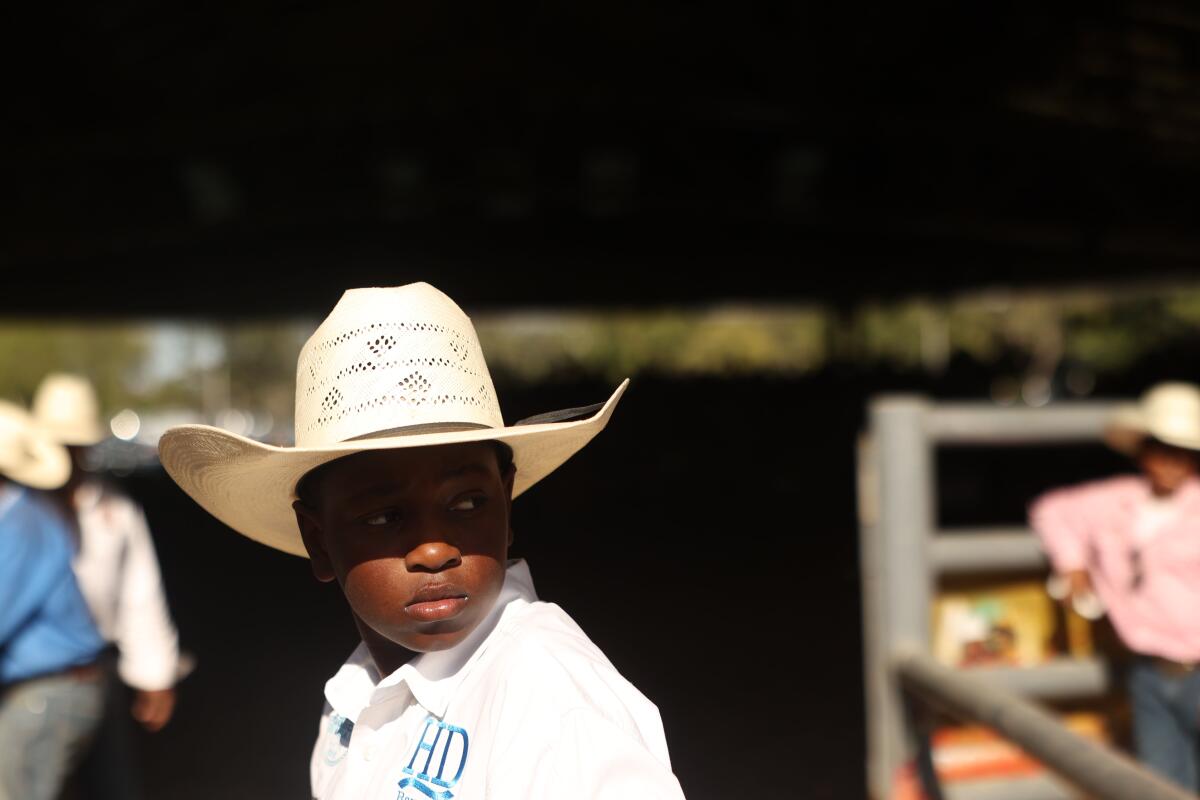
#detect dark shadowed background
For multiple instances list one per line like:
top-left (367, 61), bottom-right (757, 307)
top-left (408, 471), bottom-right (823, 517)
top-left (7, 3), bottom-right (1200, 797)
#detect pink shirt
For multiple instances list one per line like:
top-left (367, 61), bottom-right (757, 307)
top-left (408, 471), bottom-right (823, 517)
top-left (1029, 475), bottom-right (1200, 662)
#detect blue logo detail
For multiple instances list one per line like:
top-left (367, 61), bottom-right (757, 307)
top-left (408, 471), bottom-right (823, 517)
top-left (323, 713), bottom-right (354, 766)
top-left (396, 717), bottom-right (469, 800)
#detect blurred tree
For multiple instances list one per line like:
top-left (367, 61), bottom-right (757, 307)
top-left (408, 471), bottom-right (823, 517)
top-left (0, 323), bottom-right (150, 413)
top-left (222, 322), bottom-right (311, 424)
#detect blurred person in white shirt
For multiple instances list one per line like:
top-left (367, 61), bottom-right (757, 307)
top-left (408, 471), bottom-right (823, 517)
top-left (33, 373), bottom-right (182, 800)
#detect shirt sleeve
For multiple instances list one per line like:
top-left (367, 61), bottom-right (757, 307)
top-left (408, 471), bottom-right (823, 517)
top-left (112, 501), bottom-right (180, 690)
top-left (495, 706), bottom-right (686, 800)
top-left (1028, 484), bottom-right (1095, 573)
top-left (0, 501), bottom-right (69, 646)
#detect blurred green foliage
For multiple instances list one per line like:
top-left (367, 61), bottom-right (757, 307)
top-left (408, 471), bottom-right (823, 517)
top-left (2, 284), bottom-right (1200, 428)
top-left (0, 322), bottom-right (149, 409)
top-left (476, 307), bottom-right (827, 382)
top-left (222, 322), bottom-right (309, 420)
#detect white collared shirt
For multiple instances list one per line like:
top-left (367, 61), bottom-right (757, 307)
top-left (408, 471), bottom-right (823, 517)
top-left (71, 479), bottom-right (180, 690)
top-left (310, 559), bottom-right (685, 799)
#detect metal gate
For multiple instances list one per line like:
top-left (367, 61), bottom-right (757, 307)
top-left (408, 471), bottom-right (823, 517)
top-left (857, 396), bottom-right (1195, 800)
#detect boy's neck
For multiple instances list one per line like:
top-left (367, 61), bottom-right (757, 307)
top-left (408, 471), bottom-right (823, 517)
top-left (353, 615), bottom-right (416, 678)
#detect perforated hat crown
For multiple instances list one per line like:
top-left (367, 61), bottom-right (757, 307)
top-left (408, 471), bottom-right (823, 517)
top-left (295, 283), bottom-right (502, 445)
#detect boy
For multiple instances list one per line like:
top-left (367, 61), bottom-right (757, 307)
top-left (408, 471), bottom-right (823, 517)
top-left (158, 283), bottom-right (686, 799)
top-left (1030, 382), bottom-right (1200, 790)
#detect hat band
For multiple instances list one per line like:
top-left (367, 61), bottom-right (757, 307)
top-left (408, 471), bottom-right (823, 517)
top-left (339, 400), bottom-right (608, 443)
top-left (344, 422), bottom-right (492, 442)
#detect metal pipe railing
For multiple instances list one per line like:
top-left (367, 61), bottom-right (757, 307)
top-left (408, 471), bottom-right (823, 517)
top-left (923, 403), bottom-right (1117, 444)
top-left (929, 528), bottom-right (1047, 573)
top-left (864, 398), bottom-right (937, 797)
top-left (894, 650), bottom-right (1197, 800)
top-left (860, 397), bottom-right (1132, 797)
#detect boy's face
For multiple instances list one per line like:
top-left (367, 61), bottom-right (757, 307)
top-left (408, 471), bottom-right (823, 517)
top-left (1138, 440), bottom-right (1199, 497)
top-left (293, 442), bottom-right (514, 653)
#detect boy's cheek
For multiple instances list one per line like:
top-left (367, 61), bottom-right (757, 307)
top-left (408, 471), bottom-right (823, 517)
top-left (341, 564), bottom-right (413, 616)
top-left (328, 535), bottom-right (404, 579)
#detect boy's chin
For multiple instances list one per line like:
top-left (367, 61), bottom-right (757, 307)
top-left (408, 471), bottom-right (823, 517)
top-left (393, 627), bottom-right (475, 653)
top-left (375, 615), bottom-right (480, 652)
top-left (355, 613), bottom-right (477, 657)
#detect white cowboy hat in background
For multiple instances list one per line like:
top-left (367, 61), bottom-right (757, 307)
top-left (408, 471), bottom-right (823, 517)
top-left (33, 372), bottom-right (108, 446)
top-left (0, 400), bottom-right (71, 489)
top-left (159, 282), bottom-right (628, 557)
top-left (1105, 382), bottom-right (1200, 454)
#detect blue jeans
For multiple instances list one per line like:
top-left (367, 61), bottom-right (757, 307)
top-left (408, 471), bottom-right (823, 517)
top-left (71, 660), bottom-right (144, 800)
top-left (1128, 657), bottom-right (1200, 791)
top-left (0, 671), bottom-right (104, 800)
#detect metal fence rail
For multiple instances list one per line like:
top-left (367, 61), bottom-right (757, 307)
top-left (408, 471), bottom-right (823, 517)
top-left (895, 651), bottom-right (1194, 800)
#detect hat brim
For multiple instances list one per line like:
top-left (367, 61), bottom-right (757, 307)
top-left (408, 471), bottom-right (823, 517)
top-left (1103, 404), bottom-right (1146, 455)
top-left (158, 380), bottom-right (628, 557)
top-left (1104, 403), bottom-right (1200, 454)
top-left (2, 436), bottom-right (71, 489)
top-left (44, 421), bottom-right (107, 447)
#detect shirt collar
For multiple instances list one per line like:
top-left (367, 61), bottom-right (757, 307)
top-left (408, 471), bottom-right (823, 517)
top-left (1178, 477), bottom-right (1200, 504)
top-left (322, 642), bottom-right (381, 724)
top-left (324, 559), bottom-right (538, 722)
top-left (73, 480), bottom-right (104, 513)
top-left (0, 483), bottom-right (24, 521)
top-left (1133, 475), bottom-right (1200, 507)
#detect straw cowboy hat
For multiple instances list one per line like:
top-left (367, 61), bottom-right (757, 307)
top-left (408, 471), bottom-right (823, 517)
top-left (1105, 382), bottom-right (1200, 455)
top-left (33, 373), bottom-right (108, 446)
top-left (0, 400), bottom-right (71, 489)
top-left (159, 282), bottom-right (628, 557)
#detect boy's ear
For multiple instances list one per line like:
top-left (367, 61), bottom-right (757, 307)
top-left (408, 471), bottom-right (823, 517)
top-left (293, 500), bottom-right (336, 583)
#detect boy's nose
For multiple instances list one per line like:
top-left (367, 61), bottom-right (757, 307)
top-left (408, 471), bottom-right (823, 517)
top-left (405, 540), bottom-right (462, 572)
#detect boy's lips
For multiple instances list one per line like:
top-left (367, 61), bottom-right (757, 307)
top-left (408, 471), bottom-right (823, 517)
top-left (405, 584), bottom-right (470, 622)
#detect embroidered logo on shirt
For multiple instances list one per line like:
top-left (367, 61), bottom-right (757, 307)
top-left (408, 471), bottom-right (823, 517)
top-left (396, 716), bottom-right (469, 800)
top-left (323, 713), bottom-right (354, 766)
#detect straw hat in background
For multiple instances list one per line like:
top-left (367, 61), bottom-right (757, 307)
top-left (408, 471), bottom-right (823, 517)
top-left (0, 400), bottom-right (71, 489)
top-left (159, 282), bottom-right (629, 557)
top-left (1105, 382), bottom-right (1200, 455)
top-left (33, 373), bottom-right (107, 446)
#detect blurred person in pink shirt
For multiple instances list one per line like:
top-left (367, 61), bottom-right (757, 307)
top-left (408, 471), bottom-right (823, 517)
top-left (1030, 382), bottom-right (1200, 791)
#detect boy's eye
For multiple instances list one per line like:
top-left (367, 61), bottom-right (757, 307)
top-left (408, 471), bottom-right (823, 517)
top-left (363, 510), bottom-right (401, 526)
top-left (449, 494), bottom-right (486, 512)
